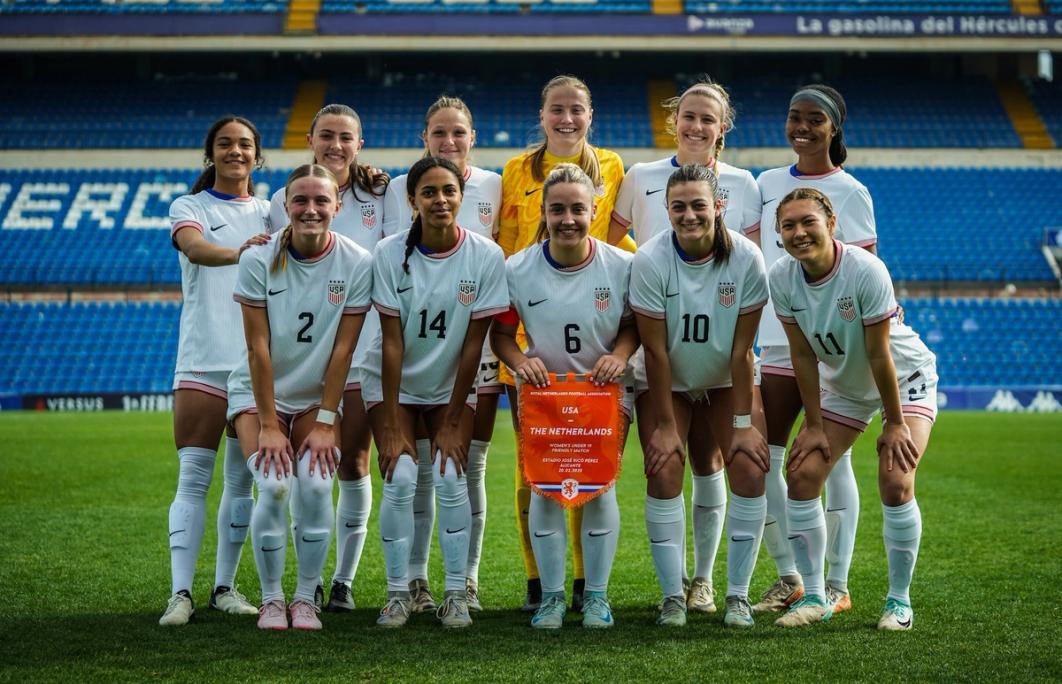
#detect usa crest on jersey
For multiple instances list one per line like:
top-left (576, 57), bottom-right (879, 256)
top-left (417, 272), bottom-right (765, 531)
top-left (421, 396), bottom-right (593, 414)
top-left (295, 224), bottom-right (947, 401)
top-left (361, 205), bottom-right (376, 229)
top-left (458, 279), bottom-right (477, 306)
top-left (327, 280), bottom-right (345, 306)
top-left (718, 282), bottom-right (736, 308)
top-left (594, 287), bottom-right (611, 312)
top-left (478, 202), bottom-right (493, 228)
top-left (836, 295), bottom-right (856, 322)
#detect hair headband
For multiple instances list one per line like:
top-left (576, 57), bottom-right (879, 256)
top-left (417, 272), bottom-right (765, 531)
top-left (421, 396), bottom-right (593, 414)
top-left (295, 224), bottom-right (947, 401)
top-left (790, 89), bottom-right (841, 128)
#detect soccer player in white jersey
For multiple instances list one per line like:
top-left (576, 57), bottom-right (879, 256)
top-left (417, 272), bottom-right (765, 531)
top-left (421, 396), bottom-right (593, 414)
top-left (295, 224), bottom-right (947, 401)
top-left (748, 85), bottom-right (876, 616)
top-left (610, 80), bottom-right (762, 614)
top-left (630, 164), bottom-right (770, 628)
top-left (228, 164), bottom-right (373, 631)
top-left (382, 97), bottom-right (503, 614)
top-left (267, 104), bottom-right (389, 613)
top-left (493, 163), bottom-right (637, 630)
top-left (160, 116), bottom-right (271, 627)
top-left (768, 188), bottom-right (936, 631)
top-left (366, 156), bottom-right (507, 629)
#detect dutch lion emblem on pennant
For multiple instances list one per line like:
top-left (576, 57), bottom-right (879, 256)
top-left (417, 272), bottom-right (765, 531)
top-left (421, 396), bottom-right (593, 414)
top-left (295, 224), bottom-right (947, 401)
top-left (837, 296), bottom-right (856, 322)
top-left (594, 287), bottom-right (611, 312)
top-left (328, 280), bottom-right (345, 306)
top-left (478, 202), bottom-right (493, 228)
top-left (361, 204), bottom-right (376, 229)
top-left (458, 280), bottom-right (477, 306)
top-left (718, 282), bottom-right (736, 308)
top-left (561, 478), bottom-right (580, 501)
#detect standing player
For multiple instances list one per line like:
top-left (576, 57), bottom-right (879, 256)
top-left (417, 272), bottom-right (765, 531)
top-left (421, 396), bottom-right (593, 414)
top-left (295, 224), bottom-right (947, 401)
top-left (497, 75), bottom-right (634, 612)
top-left (382, 96), bottom-right (502, 614)
top-left (610, 80), bottom-right (762, 614)
top-left (492, 163), bottom-right (637, 629)
top-left (769, 188), bottom-right (936, 630)
top-left (268, 104), bottom-right (389, 613)
top-left (161, 115), bottom-right (271, 627)
top-left (750, 85), bottom-right (876, 616)
top-left (367, 156), bottom-right (507, 629)
top-left (630, 164), bottom-right (770, 628)
top-left (229, 163), bottom-right (372, 631)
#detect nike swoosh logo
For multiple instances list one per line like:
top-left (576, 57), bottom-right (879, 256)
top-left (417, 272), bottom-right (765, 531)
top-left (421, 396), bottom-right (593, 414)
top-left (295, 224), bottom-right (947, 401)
top-left (533, 531), bottom-right (556, 538)
top-left (649, 537), bottom-right (670, 544)
top-left (229, 523), bottom-right (248, 529)
top-left (588, 530), bottom-right (611, 537)
top-left (382, 537), bottom-right (397, 542)
top-left (483, 375), bottom-right (499, 383)
top-left (261, 545), bottom-right (283, 552)
top-left (268, 288), bottom-right (287, 296)
top-left (791, 307), bottom-right (807, 312)
top-left (525, 188), bottom-right (540, 197)
top-left (528, 298), bottom-right (548, 307)
top-left (897, 617), bottom-right (912, 628)
top-left (825, 507), bottom-right (846, 512)
top-left (169, 529), bottom-right (186, 537)
top-left (665, 291), bottom-right (679, 298)
top-left (645, 188), bottom-right (664, 196)
top-left (397, 286), bottom-right (413, 294)
top-left (302, 536), bottom-right (323, 543)
top-left (445, 527), bottom-right (467, 534)
top-left (345, 522), bottom-right (359, 528)
top-left (762, 198), bottom-right (777, 206)
top-left (731, 536), bottom-right (752, 543)
top-left (209, 223), bottom-right (228, 232)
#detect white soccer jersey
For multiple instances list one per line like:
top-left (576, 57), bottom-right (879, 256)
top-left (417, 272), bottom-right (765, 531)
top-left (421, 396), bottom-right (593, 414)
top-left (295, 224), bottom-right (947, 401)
top-left (170, 190), bottom-right (270, 373)
top-left (505, 238), bottom-right (633, 375)
top-left (756, 165), bottom-right (877, 348)
top-left (769, 241), bottom-right (934, 402)
top-left (382, 165), bottom-right (501, 239)
top-left (630, 230), bottom-right (769, 392)
top-left (372, 227), bottom-right (508, 405)
top-left (229, 232), bottom-right (373, 414)
top-left (270, 183), bottom-right (386, 374)
top-left (612, 156), bottom-right (761, 246)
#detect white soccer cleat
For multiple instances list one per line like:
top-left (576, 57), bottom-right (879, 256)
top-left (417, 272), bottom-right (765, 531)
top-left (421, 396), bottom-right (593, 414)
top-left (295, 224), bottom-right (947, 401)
top-left (723, 595), bottom-right (755, 629)
top-left (531, 593), bottom-right (567, 630)
top-left (774, 595), bottom-right (833, 628)
top-left (159, 591), bottom-right (194, 627)
top-left (656, 595), bottom-right (687, 627)
top-left (210, 586), bottom-right (258, 616)
top-left (752, 577), bottom-right (804, 614)
top-left (687, 577), bottom-right (717, 614)
top-left (825, 584), bottom-right (852, 615)
top-left (409, 579), bottom-right (437, 614)
top-left (257, 600), bottom-right (288, 630)
top-left (581, 591), bottom-right (614, 629)
top-left (436, 591), bottom-right (473, 629)
top-left (376, 595), bottom-right (412, 629)
top-left (289, 599), bottom-right (323, 631)
top-left (465, 580), bottom-right (483, 613)
top-left (877, 598), bottom-right (914, 631)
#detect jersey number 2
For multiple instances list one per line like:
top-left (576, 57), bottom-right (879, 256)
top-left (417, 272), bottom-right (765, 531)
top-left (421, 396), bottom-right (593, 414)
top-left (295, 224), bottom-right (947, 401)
top-left (297, 312), bottom-right (314, 343)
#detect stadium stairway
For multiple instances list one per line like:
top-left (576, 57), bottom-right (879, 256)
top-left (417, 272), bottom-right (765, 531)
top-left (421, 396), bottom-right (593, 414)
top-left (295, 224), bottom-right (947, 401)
top-left (284, 0), bottom-right (321, 33)
top-left (282, 80), bottom-right (329, 149)
top-left (1011, 0), bottom-right (1042, 14)
top-left (646, 80), bottom-right (677, 149)
top-left (996, 80), bottom-right (1056, 149)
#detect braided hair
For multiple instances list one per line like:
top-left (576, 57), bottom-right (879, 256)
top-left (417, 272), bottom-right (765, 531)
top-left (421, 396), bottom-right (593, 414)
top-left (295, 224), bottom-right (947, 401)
top-left (401, 156), bottom-right (465, 274)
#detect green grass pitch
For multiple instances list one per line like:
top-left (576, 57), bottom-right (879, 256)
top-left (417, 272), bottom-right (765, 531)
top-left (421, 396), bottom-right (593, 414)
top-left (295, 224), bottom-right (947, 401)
top-left (1, 411), bottom-right (1060, 682)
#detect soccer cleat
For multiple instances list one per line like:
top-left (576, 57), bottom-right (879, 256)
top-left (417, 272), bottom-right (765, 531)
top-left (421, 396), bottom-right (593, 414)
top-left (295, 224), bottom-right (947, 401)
top-left (409, 579), bottom-right (437, 614)
top-left (325, 581), bottom-right (355, 613)
top-left (656, 595), bottom-right (687, 627)
top-left (877, 598), bottom-right (914, 631)
top-left (752, 577), bottom-right (805, 614)
top-left (723, 595), bottom-right (755, 629)
top-left (531, 593), bottom-right (567, 630)
top-left (465, 580), bottom-right (483, 613)
top-left (687, 577), bottom-right (717, 614)
top-left (436, 591), bottom-right (473, 629)
top-left (774, 595), bottom-right (833, 628)
top-left (376, 595), bottom-right (412, 629)
top-left (581, 591), bottom-right (614, 629)
top-left (257, 599), bottom-right (288, 630)
top-left (314, 584), bottom-right (324, 611)
top-left (683, 576), bottom-right (691, 601)
top-left (522, 578), bottom-right (543, 613)
top-left (159, 590), bottom-right (194, 626)
top-left (289, 599), bottom-right (322, 631)
top-left (571, 578), bottom-right (586, 613)
top-left (210, 586), bottom-right (258, 616)
top-left (825, 584), bottom-right (852, 615)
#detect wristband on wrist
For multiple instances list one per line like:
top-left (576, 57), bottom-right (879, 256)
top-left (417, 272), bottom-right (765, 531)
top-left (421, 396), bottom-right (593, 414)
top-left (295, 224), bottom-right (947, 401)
top-left (316, 408), bottom-right (338, 426)
top-left (733, 414), bottom-right (752, 429)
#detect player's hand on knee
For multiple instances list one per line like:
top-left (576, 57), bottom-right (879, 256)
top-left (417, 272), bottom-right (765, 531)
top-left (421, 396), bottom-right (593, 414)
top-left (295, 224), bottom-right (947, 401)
top-left (728, 426), bottom-right (770, 472)
top-left (515, 357), bottom-right (550, 388)
top-left (298, 425), bottom-right (338, 479)
top-left (433, 427), bottom-right (468, 476)
top-left (878, 422), bottom-right (919, 473)
top-left (645, 426), bottom-right (685, 477)
top-left (589, 353), bottom-right (627, 386)
top-left (378, 433), bottom-right (416, 483)
top-left (788, 426), bottom-right (830, 473)
top-left (256, 424), bottom-right (293, 479)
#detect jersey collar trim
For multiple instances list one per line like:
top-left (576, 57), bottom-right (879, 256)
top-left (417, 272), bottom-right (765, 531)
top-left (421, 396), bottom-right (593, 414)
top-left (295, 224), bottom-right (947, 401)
top-left (419, 226), bottom-right (466, 259)
top-left (790, 165), bottom-right (842, 181)
top-left (671, 232), bottom-right (714, 265)
top-left (542, 238), bottom-right (595, 272)
top-left (805, 239), bottom-right (844, 287)
top-left (206, 187), bottom-right (253, 202)
top-left (462, 166), bottom-right (472, 182)
top-left (289, 232), bottom-right (335, 263)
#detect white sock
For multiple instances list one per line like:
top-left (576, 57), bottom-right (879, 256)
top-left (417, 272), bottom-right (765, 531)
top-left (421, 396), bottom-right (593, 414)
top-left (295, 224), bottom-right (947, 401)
top-left (434, 454), bottom-right (472, 593)
top-left (465, 439), bottom-right (489, 585)
top-left (247, 453), bottom-right (293, 604)
top-left (380, 454), bottom-right (417, 593)
top-left (214, 437), bottom-right (253, 590)
top-left (333, 475), bottom-right (372, 586)
top-left (646, 494), bottom-right (685, 599)
top-left (883, 498), bottom-right (921, 605)
top-left (529, 491), bottom-right (567, 595)
top-left (825, 449), bottom-right (859, 593)
top-left (292, 453), bottom-right (335, 604)
top-left (582, 488), bottom-right (620, 594)
top-left (409, 439), bottom-right (434, 582)
top-left (691, 471), bottom-right (726, 581)
top-left (726, 494), bottom-right (766, 600)
top-left (764, 444), bottom-right (798, 578)
top-left (288, 473), bottom-right (303, 568)
top-left (169, 447), bottom-right (215, 595)
top-left (786, 497), bottom-right (827, 601)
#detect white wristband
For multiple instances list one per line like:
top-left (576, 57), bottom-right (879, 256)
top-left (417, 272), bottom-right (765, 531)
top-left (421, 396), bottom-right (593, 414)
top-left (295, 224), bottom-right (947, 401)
top-left (316, 408), bottom-right (338, 426)
top-left (733, 414), bottom-right (752, 429)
